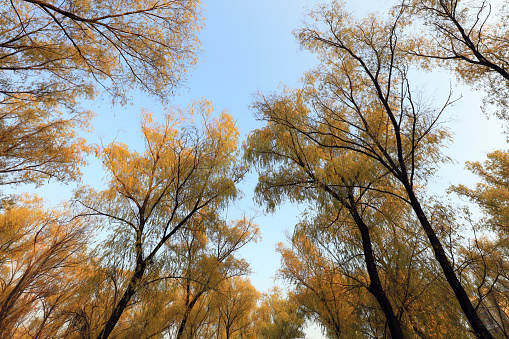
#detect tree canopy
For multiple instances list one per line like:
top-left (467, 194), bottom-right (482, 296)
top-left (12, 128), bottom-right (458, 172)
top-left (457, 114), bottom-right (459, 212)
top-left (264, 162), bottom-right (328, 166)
top-left (2, 0), bottom-right (509, 338)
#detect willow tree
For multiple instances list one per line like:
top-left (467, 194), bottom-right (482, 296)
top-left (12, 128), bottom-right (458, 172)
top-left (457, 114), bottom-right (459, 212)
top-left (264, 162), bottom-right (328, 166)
top-left (245, 100), bottom-right (407, 338)
top-left (451, 150), bottom-right (509, 336)
top-left (0, 0), bottom-right (202, 186)
top-left (276, 204), bottom-right (471, 337)
top-left (276, 232), bottom-right (364, 338)
top-left (74, 101), bottom-right (248, 339)
top-left (214, 277), bottom-right (259, 339)
top-left (401, 0), bottom-right (509, 335)
top-left (172, 216), bottom-right (259, 339)
top-left (246, 1), bottom-right (493, 337)
top-left (454, 150), bottom-right (509, 232)
top-left (256, 288), bottom-right (306, 339)
top-left (402, 0), bottom-right (509, 121)
top-left (1, 0), bottom-right (201, 102)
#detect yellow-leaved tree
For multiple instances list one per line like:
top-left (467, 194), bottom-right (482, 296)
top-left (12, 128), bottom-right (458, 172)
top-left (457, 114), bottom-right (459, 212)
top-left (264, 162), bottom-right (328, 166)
top-left (0, 195), bottom-right (90, 338)
top-left (1, 0), bottom-right (201, 101)
top-left (0, 0), bottom-right (202, 187)
top-left (244, 92), bottom-right (408, 338)
top-left (401, 0), bottom-right (509, 121)
top-left (73, 101), bottom-right (251, 339)
top-left (255, 288), bottom-right (306, 338)
top-left (214, 276), bottom-right (260, 339)
top-left (451, 150), bottom-right (509, 336)
top-left (171, 215), bottom-right (260, 339)
top-left (245, 1), bottom-right (495, 337)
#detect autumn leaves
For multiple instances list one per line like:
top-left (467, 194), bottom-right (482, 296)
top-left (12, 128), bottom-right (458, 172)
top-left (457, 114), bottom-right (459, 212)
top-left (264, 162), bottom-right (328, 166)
top-left (246, 1), bottom-right (509, 338)
top-left (2, 0), bottom-right (509, 338)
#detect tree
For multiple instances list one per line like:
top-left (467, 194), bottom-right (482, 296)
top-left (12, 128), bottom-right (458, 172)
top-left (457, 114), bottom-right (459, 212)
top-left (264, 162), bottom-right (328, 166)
top-left (276, 235), bottom-right (362, 338)
top-left (246, 1), bottom-right (494, 337)
top-left (457, 235), bottom-right (509, 337)
top-left (74, 100), bottom-right (247, 339)
top-left (453, 150), bottom-right (509, 232)
top-left (215, 277), bottom-right (259, 339)
top-left (0, 0), bottom-right (202, 187)
top-left (401, 0), bottom-right (509, 121)
top-left (399, 0), bottom-right (509, 335)
top-left (172, 216), bottom-right (259, 338)
top-left (1, 0), bottom-right (202, 102)
top-left (0, 105), bottom-right (91, 187)
top-left (0, 195), bottom-right (89, 338)
top-left (244, 103), bottom-right (407, 338)
top-left (275, 202), bottom-right (471, 338)
top-left (256, 288), bottom-right (306, 339)
top-left (452, 150), bottom-right (509, 337)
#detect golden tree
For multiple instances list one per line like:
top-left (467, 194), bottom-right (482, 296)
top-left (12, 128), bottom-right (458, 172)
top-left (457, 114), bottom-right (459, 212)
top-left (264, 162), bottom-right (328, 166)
top-left (244, 104), bottom-right (407, 338)
top-left (0, 195), bottom-right (89, 338)
top-left (452, 151), bottom-right (509, 336)
top-left (1, 0), bottom-right (202, 102)
top-left (245, 1), bottom-right (494, 337)
top-left (74, 101), bottom-right (248, 339)
top-left (214, 277), bottom-right (259, 339)
top-left (402, 0), bottom-right (509, 121)
top-left (256, 287), bottom-right (306, 339)
top-left (0, 0), bottom-right (202, 186)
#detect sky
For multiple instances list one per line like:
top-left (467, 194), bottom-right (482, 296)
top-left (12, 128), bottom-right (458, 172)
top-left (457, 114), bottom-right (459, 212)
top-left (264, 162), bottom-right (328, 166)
top-left (17, 0), bottom-right (508, 338)
top-left (75, 0), bottom-right (505, 291)
top-left (84, 0), bottom-right (385, 286)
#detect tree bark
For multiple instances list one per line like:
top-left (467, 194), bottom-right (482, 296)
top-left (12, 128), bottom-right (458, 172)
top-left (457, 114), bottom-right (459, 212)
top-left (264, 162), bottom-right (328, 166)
top-left (96, 262), bottom-right (147, 339)
top-left (176, 290), bottom-right (204, 339)
top-left (348, 203), bottom-right (405, 339)
top-left (405, 185), bottom-right (493, 339)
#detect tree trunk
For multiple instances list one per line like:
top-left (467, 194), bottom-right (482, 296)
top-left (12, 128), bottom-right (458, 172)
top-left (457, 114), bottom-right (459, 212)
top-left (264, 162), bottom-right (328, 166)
top-left (405, 186), bottom-right (493, 339)
top-left (176, 290), bottom-right (204, 339)
top-left (96, 262), bottom-right (147, 339)
top-left (349, 204), bottom-right (405, 339)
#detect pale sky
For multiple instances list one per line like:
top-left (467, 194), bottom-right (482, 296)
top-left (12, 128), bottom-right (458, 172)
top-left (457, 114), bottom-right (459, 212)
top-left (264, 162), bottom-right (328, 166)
top-left (17, 1), bottom-right (507, 338)
top-left (85, 0), bottom-right (506, 292)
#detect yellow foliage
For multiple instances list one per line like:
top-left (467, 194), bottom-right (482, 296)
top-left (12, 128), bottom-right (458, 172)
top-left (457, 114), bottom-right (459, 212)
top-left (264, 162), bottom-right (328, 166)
top-left (73, 102), bottom-right (256, 338)
top-left (0, 0), bottom-right (203, 103)
top-left (0, 195), bottom-right (90, 338)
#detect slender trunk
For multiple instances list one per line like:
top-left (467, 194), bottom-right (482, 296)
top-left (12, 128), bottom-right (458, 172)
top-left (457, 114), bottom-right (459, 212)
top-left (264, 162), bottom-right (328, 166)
top-left (405, 187), bottom-right (493, 339)
top-left (320, 182), bottom-right (404, 338)
top-left (349, 204), bottom-right (405, 339)
top-left (331, 320), bottom-right (341, 338)
top-left (176, 309), bottom-right (190, 339)
top-left (176, 290), bottom-right (204, 339)
top-left (96, 262), bottom-right (147, 339)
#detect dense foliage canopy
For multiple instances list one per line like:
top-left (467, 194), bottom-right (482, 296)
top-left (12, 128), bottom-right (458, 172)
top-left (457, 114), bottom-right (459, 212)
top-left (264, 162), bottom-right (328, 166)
top-left (2, 0), bottom-right (509, 338)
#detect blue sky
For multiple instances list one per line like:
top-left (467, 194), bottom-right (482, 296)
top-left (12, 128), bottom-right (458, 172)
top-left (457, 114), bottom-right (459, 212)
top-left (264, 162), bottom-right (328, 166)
top-left (18, 1), bottom-right (507, 337)
top-left (83, 0), bottom-right (506, 293)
